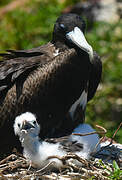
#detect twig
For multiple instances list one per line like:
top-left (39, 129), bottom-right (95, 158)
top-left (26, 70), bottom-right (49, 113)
top-left (112, 122), bottom-right (122, 140)
top-left (100, 122), bottom-right (122, 149)
top-left (0, 154), bottom-right (17, 165)
top-left (0, 172), bottom-right (8, 180)
top-left (47, 153), bottom-right (89, 167)
top-left (0, 157), bottom-right (28, 173)
top-left (92, 136), bottom-right (105, 154)
top-left (92, 125), bottom-right (108, 153)
top-left (36, 161), bottom-right (55, 173)
top-left (72, 124), bottom-right (107, 137)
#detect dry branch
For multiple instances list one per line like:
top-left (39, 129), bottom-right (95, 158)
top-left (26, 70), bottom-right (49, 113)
top-left (72, 124), bottom-right (107, 137)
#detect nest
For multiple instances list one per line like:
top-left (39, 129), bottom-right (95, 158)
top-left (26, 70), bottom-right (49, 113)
top-left (0, 143), bottom-right (121, 180)
top-left (0, 124), bottom-right (121, 179)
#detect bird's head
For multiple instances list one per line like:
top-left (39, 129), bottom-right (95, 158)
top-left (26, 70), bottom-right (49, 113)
top-left (14, 112), bottom-right (40, 138)
top-left (52, 13), bottom-right (93, 62)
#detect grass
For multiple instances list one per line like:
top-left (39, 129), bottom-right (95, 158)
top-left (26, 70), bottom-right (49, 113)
top-left (109, 161), bottom-right (122, 180)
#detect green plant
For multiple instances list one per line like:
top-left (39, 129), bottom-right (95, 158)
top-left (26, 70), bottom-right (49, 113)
top-left (109, 161), bottom-right (122, 180)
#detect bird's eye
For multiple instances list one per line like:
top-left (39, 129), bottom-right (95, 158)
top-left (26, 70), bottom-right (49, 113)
top-left (33, 120), bottom-right (36, 125)
top-left (18, 123), bottom-right (20, 128)
top-left (59, 24), bottom-right (65, 30)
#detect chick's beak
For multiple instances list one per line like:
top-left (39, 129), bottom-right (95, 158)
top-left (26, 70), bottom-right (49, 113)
top-left (21, 120), bottom-right (35, 130)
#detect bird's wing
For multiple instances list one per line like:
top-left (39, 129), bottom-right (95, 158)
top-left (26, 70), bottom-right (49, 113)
top-left (0, 43), bottom-right (56, 92)
top-left (45, 136), bottom-right (83, 153)
top-left (0, 42), bottom-right (55, 59)
top-left (0, 47), bottom-right (77, 129)
top-left (87, 51), bottom-right (102, 101)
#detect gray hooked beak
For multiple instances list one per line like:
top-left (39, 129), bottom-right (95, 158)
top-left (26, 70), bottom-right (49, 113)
top-left (66, 27), bottom-right (93, 62)
top-left (21, 120), bottom-right (35, 130)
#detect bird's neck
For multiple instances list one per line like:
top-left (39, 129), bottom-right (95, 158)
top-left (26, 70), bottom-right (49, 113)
top-left (51, 40), bottom-right (69, 52)
top-left (52, 39), bottom-right (91, 62)
top-left (20, 134), bottom-right (41, 155)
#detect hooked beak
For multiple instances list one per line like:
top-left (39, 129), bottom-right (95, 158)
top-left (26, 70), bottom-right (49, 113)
top-left (21, 120), bottom-right (35, 130)
top-left (66, 27), bottom-right (93, 62)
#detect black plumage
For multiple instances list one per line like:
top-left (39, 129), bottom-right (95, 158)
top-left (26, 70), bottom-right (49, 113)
top-left (0, 13), bottom-right (102, 152)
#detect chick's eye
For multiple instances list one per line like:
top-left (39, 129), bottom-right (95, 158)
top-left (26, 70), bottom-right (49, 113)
top-left (18, 123), bottom-right (20, 128)
top-left (33, 120), bottom-right (36, 125)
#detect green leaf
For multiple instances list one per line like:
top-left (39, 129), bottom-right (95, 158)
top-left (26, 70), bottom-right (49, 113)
top-left (113, 160), bottom-right (119, 171)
